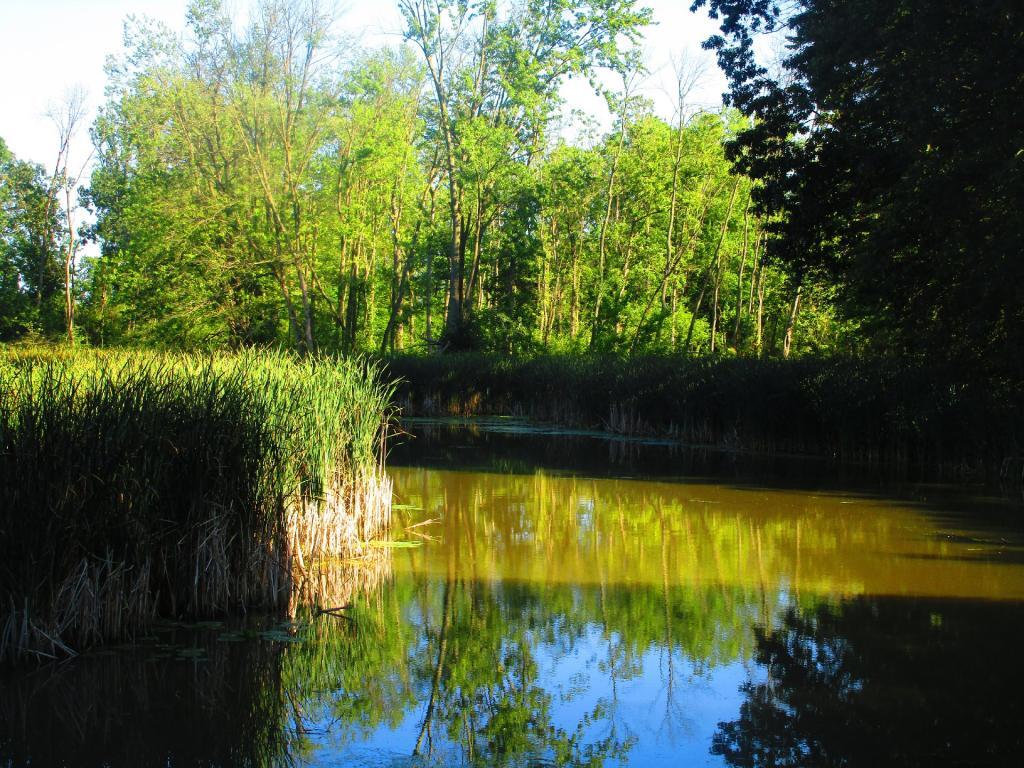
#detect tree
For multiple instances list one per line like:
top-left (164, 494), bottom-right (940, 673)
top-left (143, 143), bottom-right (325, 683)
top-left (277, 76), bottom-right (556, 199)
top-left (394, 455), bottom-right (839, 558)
top-left (0, 137), bottom-right (63, 339)
top-left (87, 1), bottom-right (426, 351)
top-left (48, 88), bottom-right (93, 344)
top-left (691, 0), bottom-right (1024, 374)
top-left (399, 0), bottom-right (652, 348)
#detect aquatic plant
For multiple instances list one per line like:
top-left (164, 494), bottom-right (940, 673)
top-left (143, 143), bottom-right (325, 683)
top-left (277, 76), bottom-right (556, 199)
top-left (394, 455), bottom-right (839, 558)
top-left (0, 348), bottom-right (394, 663)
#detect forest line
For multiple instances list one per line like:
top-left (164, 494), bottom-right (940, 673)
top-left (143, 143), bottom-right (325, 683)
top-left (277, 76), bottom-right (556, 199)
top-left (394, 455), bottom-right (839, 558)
top-left (1, 0), bottom-right (842, 359)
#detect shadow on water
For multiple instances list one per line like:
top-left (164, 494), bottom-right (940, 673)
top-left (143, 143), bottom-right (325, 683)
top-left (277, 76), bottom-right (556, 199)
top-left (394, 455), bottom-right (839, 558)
top-left (0, 624), bottom-right (292, 767)
top-left (713, 596), bottom-right (1024, 768)
top-left (0, 554), bottom-right (394, 768)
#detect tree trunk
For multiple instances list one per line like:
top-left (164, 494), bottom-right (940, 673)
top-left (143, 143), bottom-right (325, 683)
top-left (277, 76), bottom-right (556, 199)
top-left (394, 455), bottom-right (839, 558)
top-left (684, 180), bottom-right (739, 354)
top-left (592, 122), bottom-right (626, 349)
top-left (756, 268), bottom-right (765, 357)
top-left (732, 203), bottom-right (752, 348)
top-left (570, 218), bottom-right (583, 340)
top-left (381, 220), bottom-right (418, 353)
top-left (783, 284), bottom-right (802, 359)
top-left (63, 185), bottom-right (75, 344)
top-left (710, 268), bottom-right (722, 353)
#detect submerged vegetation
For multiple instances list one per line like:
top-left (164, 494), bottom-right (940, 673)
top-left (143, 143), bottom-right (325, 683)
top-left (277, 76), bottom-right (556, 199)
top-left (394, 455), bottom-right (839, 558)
top-left (0, 348), bottom-right (394, 663)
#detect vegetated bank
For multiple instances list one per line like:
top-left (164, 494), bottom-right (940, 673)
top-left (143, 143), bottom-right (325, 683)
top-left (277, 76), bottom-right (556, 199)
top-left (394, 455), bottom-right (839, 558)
top-left (383, 353), bottom-right (1023, 480)
top-left (0, 347), bottom-right (394, 664)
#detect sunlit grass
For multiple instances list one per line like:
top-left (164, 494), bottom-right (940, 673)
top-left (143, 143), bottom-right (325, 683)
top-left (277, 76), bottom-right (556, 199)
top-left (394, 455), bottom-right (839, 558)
top-left (0, 347), bottom-right (394, 663)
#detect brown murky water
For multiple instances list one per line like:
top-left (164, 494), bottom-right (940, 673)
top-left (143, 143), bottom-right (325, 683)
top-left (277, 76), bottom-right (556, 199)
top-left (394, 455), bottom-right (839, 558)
top-left (391, 467), bottom-right (1024, 600)
top-left (3, 421), bottom-right (1023, 766)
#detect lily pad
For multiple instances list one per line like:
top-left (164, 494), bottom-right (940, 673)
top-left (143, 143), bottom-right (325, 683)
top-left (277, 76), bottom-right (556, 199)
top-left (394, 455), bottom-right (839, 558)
top-left (191, 621), bottom-right (225, 630)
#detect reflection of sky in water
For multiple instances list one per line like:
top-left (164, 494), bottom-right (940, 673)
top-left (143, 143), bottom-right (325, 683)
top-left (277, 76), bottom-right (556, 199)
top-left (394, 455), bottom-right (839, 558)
top-left (295, 462), bottom-right (1024, 766)
top-left (309, 612), bottom-right (761, 767)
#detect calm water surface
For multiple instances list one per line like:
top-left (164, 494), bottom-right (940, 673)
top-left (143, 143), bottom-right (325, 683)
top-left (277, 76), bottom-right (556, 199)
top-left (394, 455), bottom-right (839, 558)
top-left (4, 422), bottom-right (1024, 767)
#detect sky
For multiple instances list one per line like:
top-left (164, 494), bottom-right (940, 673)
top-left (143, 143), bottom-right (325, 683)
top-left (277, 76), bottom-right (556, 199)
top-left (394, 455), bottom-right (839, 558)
top-left (0, 0), bottom-right (728, 173)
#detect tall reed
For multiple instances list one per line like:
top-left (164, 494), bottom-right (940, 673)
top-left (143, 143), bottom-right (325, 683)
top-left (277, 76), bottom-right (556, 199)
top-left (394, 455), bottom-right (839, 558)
top-left (0, 348), bottom-right (394, 663)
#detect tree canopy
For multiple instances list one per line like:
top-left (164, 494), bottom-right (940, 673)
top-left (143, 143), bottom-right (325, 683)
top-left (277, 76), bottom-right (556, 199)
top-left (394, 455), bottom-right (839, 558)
top-left (692, 0), bottom-right (1024, 373)
top-left (9, 0), bottom-right (973, 362)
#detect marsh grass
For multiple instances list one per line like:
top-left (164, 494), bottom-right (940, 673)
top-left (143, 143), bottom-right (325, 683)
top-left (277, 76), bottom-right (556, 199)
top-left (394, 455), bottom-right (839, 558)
top-left (0, 348), bottom-right (394, 663)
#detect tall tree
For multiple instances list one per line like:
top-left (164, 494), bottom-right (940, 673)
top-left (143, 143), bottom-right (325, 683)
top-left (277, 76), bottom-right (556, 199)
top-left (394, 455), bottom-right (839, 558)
top-left (48, 88), bottom-right (93, 344)
top-left (0, 137), bottom-right (63, 339)
top-left (399, 0), bottom-right (652, 348)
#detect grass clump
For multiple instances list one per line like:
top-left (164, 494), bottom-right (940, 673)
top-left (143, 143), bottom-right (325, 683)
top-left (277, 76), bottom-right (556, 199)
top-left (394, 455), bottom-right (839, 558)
top-left (0, 348), bottom-right (394, 663)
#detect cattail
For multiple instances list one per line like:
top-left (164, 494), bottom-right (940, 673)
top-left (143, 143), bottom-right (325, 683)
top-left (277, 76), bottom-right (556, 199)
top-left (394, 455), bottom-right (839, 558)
top-left (0, 347), bottom-right (395, 663)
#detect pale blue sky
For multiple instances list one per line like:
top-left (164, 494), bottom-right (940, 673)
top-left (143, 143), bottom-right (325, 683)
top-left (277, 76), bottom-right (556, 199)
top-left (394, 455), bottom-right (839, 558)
top-left (0, 0), bottom-right (727, 171)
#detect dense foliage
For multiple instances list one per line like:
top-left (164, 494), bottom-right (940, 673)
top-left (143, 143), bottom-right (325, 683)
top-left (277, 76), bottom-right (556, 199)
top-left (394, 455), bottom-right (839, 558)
top-left (0, 0), bottom-right (846, 358)
top-left (0, 138), bottom-right (65, 339)
top-left (692, 0), bottom-right (1024, 372)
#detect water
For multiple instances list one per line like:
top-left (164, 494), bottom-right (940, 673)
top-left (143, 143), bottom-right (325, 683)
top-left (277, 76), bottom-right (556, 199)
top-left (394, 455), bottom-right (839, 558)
top-left (4, 421), bottom-right (1024, 767)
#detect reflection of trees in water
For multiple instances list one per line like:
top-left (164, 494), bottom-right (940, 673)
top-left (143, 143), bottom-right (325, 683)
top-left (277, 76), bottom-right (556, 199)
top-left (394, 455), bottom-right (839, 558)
top-left (654, 498), bottom-right (697, 746)
top-left (286, 527), bottom-right (644, 765)
top-left (405, 574), bottom-right (639, 767)
top-left (311, 465), bottom-right (791, 765)
top-left (712, 597), bottom-right (1024, 768)
top-left (282, 576), bottom-right (760, 765)
top-left (2, 560), bottom-right (678, 767)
